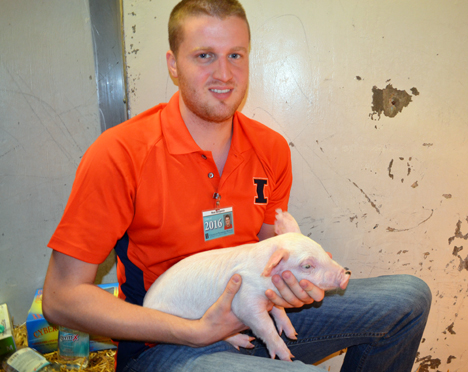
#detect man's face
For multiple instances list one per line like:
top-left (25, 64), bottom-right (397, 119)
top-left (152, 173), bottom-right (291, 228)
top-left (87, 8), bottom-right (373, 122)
top-left (167, 15), bottom-right (250, 124)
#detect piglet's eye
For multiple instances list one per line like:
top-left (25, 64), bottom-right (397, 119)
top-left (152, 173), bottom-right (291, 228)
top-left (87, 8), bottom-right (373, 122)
top-left (303, 264), bottom-right (312, 269)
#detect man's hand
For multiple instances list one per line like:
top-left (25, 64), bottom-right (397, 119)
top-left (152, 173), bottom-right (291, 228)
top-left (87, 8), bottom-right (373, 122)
top-left (193, 274), bottom-right (248, 346)
top-left (44, 252), bottom-right (247, 348)
top-left (265, 271), bottom-right (325, 308)
top-left (264, 251), bottom-right (333, 308)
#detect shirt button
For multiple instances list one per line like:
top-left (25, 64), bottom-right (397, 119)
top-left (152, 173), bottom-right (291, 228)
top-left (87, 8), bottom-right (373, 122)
top-left (201, 154), bottom-right (207, 160)
top-left (208, 172), bottom-right (214, 178)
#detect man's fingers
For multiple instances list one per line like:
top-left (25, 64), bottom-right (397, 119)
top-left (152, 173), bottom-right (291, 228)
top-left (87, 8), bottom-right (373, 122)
top-left (282, 271), bottom-right (325, 303)
top-left (299, 279), bottom-right (325, 302)
top-left (267, 273), bottom-right (305, 308)
top-left (281, 271), bottom-right (316, 305)
top-left (266, 272), bottom-right (326, 308)
top-left (221, 274), bottom-right (242, 304)
top-left (197, 274), bottom-right (247, 346)
top-left (265, 288), bottom-right (292, 308)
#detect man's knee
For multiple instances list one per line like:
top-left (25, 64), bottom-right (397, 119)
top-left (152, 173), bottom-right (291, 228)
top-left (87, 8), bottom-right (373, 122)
top-left (387, 274), bottom-right (432, 322)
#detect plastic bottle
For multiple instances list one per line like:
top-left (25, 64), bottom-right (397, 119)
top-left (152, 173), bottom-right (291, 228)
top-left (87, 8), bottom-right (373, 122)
top-left (1, 347), bottom-right (60, 372)
top-left (57, 326), bottom-right (89, 369)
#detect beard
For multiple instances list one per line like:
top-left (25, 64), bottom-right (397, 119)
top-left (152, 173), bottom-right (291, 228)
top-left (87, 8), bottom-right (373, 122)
top-left (177, 73), bottom-right (247, 124)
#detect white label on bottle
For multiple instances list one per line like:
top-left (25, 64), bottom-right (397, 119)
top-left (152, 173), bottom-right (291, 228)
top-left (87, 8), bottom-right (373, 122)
top-left (7, 348), bottom-right (50, 372)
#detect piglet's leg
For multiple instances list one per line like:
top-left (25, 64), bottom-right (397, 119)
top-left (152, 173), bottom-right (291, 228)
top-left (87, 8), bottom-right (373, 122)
top-left (240, 310), bottom-right (294, 361)
top-left (270, 306), bottom-right (297, 340)
top-left (224, 333), bottom-right (255, 350)
top-left (274, 209), bottom-right (302, 235)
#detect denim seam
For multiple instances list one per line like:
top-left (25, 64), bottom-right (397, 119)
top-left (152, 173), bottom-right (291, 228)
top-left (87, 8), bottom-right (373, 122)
top-left (356, 343), bottom-right (373, 372)
top-left (284, 331), bottom-right (387, 346)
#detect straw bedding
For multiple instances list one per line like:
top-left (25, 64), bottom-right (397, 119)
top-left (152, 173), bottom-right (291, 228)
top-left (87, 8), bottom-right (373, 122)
top-left (1, 324), bottom-right (116, 372)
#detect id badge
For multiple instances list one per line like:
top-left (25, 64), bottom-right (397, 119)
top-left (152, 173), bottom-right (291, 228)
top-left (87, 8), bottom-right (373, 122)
top-left (202, 207), bottom-right (234, 241)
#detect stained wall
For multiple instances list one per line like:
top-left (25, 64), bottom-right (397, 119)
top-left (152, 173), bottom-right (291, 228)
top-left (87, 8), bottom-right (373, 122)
top-left (122, 0), bottom-right (468, 371)
top-left (0, 0), bottom-right (116, 323)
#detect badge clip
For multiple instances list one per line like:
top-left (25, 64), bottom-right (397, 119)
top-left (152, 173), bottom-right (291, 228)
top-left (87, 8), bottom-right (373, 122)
top-left (213, 192), bottom-right (221, 209)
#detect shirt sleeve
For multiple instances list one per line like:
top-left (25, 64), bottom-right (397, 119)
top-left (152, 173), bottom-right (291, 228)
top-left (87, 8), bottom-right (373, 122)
top-left (48, 128), bottom-right (138, 264)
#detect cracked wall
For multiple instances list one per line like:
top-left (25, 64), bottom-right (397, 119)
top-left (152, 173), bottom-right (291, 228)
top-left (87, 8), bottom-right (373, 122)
top-left (122, 1), bottom-right (468, 371)
top-left (371, 84), bottom-right (414, 120)
top-left (2, 3), bottom-right (465, 371)
top-left (0, 0), bottom-right (113, 323)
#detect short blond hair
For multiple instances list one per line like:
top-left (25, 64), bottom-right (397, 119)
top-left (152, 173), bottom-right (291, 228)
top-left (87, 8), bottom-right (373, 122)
top-left (168, 0), bottom-right (250, 56)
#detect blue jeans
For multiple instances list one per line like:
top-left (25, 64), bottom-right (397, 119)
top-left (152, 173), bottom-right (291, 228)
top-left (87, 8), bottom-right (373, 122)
top-left (122, 275), bottom-right (431, 372)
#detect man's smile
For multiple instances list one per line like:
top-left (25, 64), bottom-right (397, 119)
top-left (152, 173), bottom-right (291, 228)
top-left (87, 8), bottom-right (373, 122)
top-left (210, 88), bottom-right (232, 94)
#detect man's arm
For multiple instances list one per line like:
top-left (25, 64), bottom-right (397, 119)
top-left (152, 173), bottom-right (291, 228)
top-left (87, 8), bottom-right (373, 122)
top-left (42, 250), bottom-right (246, 347)
top-left (257, 223), bottom-right (276, 241)
top-left (257, 223), bottom-right (326, 307)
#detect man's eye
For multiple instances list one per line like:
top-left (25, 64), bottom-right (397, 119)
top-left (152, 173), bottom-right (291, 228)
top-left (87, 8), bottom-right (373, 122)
top-left (229, 53), bottom-right (241, 59)
top-left (198, 53), bottom-right (211, 59)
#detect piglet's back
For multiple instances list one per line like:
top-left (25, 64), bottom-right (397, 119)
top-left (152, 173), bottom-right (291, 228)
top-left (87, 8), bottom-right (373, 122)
top-left (142, 242), bottom-right (258, 318)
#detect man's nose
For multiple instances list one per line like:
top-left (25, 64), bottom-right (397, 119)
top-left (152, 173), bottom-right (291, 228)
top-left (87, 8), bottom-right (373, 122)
top-left (213, 57), bottom-right (233, 82)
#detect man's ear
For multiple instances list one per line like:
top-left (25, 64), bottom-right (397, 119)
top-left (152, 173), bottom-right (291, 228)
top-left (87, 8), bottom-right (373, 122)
top-left (166, 50), bottom-right (178, 79)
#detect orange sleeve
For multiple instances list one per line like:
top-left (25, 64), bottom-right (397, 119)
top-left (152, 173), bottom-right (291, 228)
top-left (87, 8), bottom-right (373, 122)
top-left (48, 128), bottom-right (138, 264)
top-left (237, 112), bottom-right (293, 225)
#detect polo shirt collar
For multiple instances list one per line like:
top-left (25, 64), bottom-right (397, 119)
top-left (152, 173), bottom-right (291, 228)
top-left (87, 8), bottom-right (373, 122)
top-left (161, 92), bottom-right (200, 155)
top-left (161, 91), bottom-right (253, 156)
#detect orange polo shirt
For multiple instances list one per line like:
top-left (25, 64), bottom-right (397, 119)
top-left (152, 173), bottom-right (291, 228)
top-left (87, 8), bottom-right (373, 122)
top-left (49, 90), bottom-right (292, 301)
top-left (48, 91), bottom-right (292, 367)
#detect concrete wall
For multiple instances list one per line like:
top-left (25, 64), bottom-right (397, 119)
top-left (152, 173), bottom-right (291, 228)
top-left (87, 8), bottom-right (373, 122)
top-left (0, 0), bottom-right (117, 324)
top-left (1, 0), bottom-right (466, 370)
top-left (122, 0), bottom-right (468, 371)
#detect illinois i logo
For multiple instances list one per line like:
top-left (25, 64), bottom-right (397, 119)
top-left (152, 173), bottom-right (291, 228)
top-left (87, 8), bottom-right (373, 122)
top-left (253, 178), bottom-right (268, 204)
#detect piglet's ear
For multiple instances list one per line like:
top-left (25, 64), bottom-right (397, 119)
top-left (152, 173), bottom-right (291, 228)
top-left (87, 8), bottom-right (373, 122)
top-left (261, 248), bottom-right (290, 277)
top-left (274, 209), bottom-right (302, 235)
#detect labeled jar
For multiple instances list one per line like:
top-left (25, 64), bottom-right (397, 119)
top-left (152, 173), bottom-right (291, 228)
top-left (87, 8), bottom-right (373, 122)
top-left (1, 347), bottom-right (60, 372)
top-left (57, 326), bottom-right (89, 369)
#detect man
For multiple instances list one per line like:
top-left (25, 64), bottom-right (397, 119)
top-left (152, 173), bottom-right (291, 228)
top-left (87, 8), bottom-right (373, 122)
top-left (43, 1), bottom-right (431, 371)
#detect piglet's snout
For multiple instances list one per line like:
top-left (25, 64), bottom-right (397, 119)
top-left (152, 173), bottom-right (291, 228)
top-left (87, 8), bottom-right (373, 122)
top-left (321, 267), bottom-right (350, 291)
top-left (323, 267), bottom-right (351, 290)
